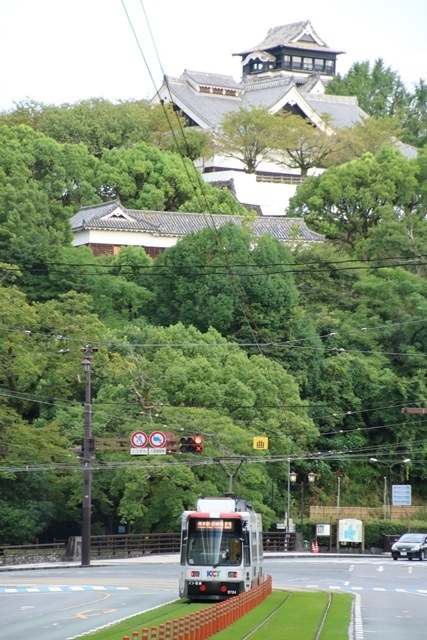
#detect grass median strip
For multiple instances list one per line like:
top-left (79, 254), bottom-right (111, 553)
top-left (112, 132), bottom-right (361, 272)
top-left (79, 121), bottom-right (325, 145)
top-left (81, 590), bottom-right (353, 640)
top-left (318, 593), bottom-right (353, 640)
top-left (83, 600), bottom-right (208, 640)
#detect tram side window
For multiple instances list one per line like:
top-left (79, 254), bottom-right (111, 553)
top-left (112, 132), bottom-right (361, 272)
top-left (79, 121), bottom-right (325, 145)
top-left (180, 530), bottom-right (188, 565)
top-left (243, 531), bottom-right (251, 566)
top-left (252, 531), bottom-right (258, 562)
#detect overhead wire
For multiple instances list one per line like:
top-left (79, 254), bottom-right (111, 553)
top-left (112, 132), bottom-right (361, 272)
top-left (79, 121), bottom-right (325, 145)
top-left (1, 383), bottom-right (427, 446)
top-left (3, 254), bottom-right (427, 277)
top-left (2, 6), bottom-right (426, 482)
top-left (1, 316), bottom-right (427, 350)
top-left (118, 0), bottom-right (279, 356)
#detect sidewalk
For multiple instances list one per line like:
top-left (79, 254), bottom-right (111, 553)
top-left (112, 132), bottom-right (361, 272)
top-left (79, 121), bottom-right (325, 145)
top-left (0, 551), bottom-right (387, 572)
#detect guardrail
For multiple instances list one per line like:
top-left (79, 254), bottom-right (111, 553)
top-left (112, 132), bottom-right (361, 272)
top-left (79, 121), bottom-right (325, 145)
top-left (92, 533), bottom-right (181, 557)
top-left (0, 541), bottom-right (67, 565)
top-left (0, 532), bottom-right (296, 565)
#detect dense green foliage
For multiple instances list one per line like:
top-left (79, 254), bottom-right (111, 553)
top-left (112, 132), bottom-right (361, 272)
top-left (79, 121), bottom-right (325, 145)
top-left (326, 59), bottom-right (427, 147)
top-left (1, 93), bottom-right (427, 546)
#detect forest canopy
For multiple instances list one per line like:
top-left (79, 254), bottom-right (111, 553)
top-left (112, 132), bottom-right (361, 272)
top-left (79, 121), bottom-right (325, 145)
top-left (1, 78), bottom-right (427, 543)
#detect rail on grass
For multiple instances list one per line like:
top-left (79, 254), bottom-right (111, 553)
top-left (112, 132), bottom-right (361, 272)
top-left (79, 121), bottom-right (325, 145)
top-left (122, 575), bottom-right (272, 640)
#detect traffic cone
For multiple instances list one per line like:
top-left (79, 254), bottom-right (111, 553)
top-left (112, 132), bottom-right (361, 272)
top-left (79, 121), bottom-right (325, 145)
top-left (311, 540), bottom-right (319, 553)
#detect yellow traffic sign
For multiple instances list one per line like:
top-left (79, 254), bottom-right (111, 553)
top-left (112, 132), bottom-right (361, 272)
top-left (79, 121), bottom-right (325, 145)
top-left (253, 436), bottom-right (268, 450)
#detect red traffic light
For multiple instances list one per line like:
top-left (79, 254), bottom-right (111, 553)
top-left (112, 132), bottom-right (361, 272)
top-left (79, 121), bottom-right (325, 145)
top-left (179, 435), bottom-right (203, 453)
top-left (193, 435), bottom-right (203, 453)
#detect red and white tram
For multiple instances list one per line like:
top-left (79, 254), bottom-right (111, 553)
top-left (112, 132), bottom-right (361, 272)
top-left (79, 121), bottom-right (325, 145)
top-left (179, 496), bottom-right (263, 601)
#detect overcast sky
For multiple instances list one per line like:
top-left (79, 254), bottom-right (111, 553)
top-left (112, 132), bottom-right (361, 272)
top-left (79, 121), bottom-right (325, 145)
top-left (0, 0), bottom-right (425, 111)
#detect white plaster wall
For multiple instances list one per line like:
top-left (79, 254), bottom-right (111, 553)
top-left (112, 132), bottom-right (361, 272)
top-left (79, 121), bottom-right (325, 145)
top-left (203, 170), bottom-right (299, 216)
top-left (72, 229), bottom-right (178, 248)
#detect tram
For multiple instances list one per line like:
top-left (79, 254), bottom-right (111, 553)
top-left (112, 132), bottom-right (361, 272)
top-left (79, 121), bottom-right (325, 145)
top-left (179, 496), bottom-right (263, 601)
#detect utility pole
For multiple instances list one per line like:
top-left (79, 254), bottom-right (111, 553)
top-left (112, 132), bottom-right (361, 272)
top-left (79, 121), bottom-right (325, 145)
top-left (81, 344), bottom-right (98, 567)
top-left (286, 458), bottom-right (291, 532)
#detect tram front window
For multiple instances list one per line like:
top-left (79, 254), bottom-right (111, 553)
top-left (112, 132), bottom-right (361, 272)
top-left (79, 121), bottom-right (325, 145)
top-left (187, 519), bottom-right (242, 566)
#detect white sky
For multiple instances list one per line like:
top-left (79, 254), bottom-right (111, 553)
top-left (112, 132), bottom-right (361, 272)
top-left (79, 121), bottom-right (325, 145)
top-left (0, 0), bottom-right (426, 111)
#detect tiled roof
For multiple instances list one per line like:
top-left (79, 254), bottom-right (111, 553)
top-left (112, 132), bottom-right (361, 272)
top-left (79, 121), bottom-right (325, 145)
top-left (163, 76), bottom-right (242, 128)
top-left (395, 140), bottom-right (418, 160)
top-left (303, 94), bottom-right (366, 129)
top-left (71, 202), bottom-right (324, 243)
top-left (234, 21), bottom-right (343, 56)
top-left (70, 200), bottom-right (124, 228)
top-left (160, 71), bottom-right (367, 131)
top-left (182, 70), bottom-right (242, 90)
top-left (242, 79), bottom-right (295, 110)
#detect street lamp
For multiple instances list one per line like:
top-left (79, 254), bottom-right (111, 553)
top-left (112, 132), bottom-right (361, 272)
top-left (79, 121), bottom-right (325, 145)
top-left (290, 471), bottom-right (316, 544)
top-left (81, 344), bottom-right (97, 567)
top-left (369, 458), bottom-right (411, 519)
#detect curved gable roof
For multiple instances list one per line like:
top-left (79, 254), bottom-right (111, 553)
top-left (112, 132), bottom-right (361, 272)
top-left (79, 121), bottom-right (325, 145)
top-left (234, 20), bottom-right (343, 56)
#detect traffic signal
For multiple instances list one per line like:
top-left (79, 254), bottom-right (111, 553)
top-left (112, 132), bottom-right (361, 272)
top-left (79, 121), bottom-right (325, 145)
top-left (193, 434), bottom-right (203, 453)
top-left (179, 435), bottom-right (204, 453)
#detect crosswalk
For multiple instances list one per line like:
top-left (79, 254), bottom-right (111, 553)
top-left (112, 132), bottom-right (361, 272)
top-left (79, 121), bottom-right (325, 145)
top-left (304, 584), bottom-right (427, 594)
top-left (0, 585), bottom-right (130, 593)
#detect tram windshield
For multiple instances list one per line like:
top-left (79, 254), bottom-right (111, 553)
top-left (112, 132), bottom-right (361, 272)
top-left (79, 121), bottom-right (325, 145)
top-left (186, 518), bottom-right (242, 566)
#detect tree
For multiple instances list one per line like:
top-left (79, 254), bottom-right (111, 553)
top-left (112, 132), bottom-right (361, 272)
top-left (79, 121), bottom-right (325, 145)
top-left (323, 117), bottom-right (404, 166)
top-left (402, 79), bottom-right (427, 148)
top-left (145, 223), bottom-right (324, 393)
top-left (214, 107), bottom-right (276, 173)
top-left (178, 184), bottom-right (250, 216)
top-left (0, 98), bottom-right (195, 159)
top-left (162, 126), bottom-right (213, 161)
top-left (0, 125), bottom-right (99, 299)
top-left (287, 148), bottom-right (420, 251)
top-left (326, 59), bottom-right (409, 119)
top-left (95, 142), bottom-right (196, 210)
top-left (273, 113), bottom-right (338, 177)
top-left (147, 223), bottom-right (298, 338)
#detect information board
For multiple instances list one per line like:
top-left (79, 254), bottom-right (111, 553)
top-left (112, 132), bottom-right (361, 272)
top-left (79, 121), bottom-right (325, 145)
top-left (392, 484), bottom-right (411, 506)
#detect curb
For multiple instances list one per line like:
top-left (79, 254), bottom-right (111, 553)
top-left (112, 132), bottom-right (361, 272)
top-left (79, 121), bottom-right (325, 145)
top-left (0, 551), bottom-right (389, 572)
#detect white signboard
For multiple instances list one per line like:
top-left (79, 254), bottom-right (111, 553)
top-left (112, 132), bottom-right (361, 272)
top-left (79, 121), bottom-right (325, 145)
top-left (316, 524), bottom-right (331, 537)
top-left (131, 447), bottom-right (148, 455)
top-left (130, 447), bottom-right (166, 455)
top-left (392, 485), bottom-right (411, 506)
top-left (338, 518), bottom-right (363, 544)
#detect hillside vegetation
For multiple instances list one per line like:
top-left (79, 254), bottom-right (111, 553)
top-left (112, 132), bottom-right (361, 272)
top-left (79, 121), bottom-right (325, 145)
top-left (1, 97), bottom-right (427, 544)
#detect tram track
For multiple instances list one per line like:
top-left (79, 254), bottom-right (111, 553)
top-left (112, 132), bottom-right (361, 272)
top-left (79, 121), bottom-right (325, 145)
top-left (239, 591), bottom-right (292, 639)
top-left (234, 590), bottom-right (337, 640)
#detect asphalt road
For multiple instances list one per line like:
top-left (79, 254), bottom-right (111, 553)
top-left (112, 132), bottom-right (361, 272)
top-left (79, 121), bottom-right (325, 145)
top-left (1, 555), bottom-right (427, 639)
top-left (0, 563), bottom-right (178, 640)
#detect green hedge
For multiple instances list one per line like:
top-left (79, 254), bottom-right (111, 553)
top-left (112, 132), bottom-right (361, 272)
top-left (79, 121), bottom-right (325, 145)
top-left (299, 520), bottom-right (427, 549)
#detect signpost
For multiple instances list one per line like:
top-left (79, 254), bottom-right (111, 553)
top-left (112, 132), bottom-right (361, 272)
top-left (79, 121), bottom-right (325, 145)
top-left (129, 430), bottom-right (172, 455)
top-left (130, 431), bottom-right (148, 456)
top-left (392, 484), bottom-right (411, 506)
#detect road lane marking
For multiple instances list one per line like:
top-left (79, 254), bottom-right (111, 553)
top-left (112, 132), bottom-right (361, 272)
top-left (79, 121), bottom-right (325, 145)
top-left (0, 585), bottom-right (130, 594)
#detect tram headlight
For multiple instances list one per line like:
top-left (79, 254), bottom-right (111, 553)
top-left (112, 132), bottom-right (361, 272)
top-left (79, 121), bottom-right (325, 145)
top-left (228, 571), bottom-right (238, 578)
top-left (190, 570), bottom-right (200, 577)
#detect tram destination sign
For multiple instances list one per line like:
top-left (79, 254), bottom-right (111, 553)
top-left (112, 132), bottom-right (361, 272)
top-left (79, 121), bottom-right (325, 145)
top-left (196, 520), bottom-right (235, 530)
